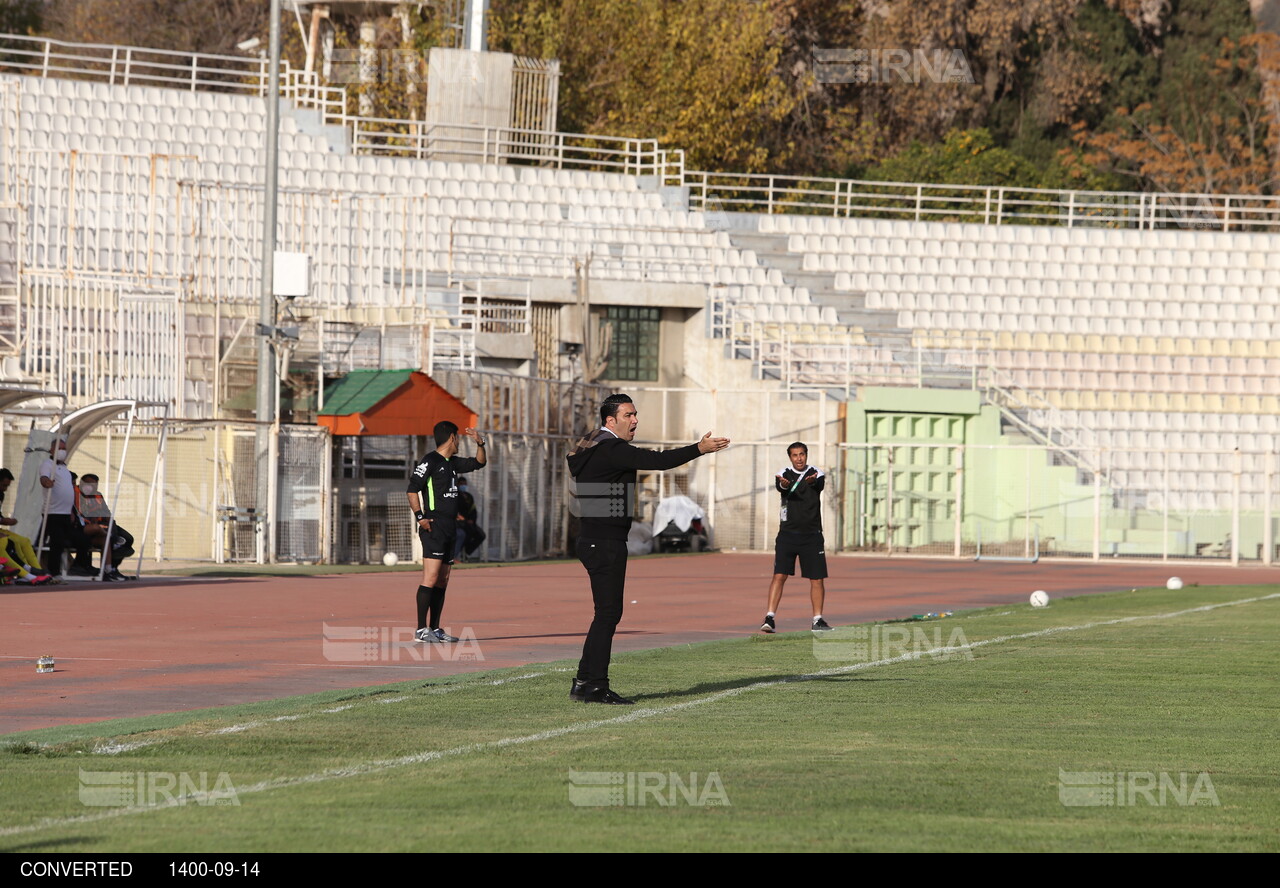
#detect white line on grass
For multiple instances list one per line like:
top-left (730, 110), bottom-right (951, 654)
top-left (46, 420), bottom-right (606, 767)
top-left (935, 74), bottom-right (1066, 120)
top-left (31, 671), bottom-right (558, 756)
top-left (3, 593), bottom-right (1275, 837)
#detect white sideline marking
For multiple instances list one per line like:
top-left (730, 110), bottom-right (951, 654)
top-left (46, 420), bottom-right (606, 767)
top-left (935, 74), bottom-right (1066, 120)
top-left (2, 594), bottom-right (1275, 836)
top-left (59, 672), bottom-right (555, 751)
top-left (94, 740), bottom-right (159, 755)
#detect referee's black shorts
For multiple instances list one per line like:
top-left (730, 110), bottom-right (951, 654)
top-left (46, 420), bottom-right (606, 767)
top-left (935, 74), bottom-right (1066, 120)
top-left (773, 531), bottom-right (827, 579)
top-left (419, 522), bottom-right (457, 564)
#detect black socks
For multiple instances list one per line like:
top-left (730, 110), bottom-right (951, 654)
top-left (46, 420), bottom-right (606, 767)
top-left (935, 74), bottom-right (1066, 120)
top-left (416, 585), bottom-right (431, 631)
top-left (429, 586), bottom-right (446, 630)
top-left (416, 585), bottom-right (449, 631)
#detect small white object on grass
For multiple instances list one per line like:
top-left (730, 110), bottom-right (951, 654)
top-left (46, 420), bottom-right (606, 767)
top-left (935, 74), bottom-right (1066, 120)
top-left (1166, 576), bottom-right (1184, 590)
top-left (1029, 590), bottom-right (1050, 608)
top-left (383, 552), bottom-right (398, 567)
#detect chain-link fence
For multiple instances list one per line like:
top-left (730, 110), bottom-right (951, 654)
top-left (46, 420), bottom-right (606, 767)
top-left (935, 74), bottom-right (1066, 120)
top-left (4, 412), bottom-right (1272, 567)
top-left (838, 442), bottom-right (1280, 563)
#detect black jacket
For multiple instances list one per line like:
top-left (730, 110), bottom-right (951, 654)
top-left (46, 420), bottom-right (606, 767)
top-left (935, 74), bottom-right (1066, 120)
top-left (566, 429), bottom-right (703, 541)
top-left (776, 465), bottom-right (825, 534)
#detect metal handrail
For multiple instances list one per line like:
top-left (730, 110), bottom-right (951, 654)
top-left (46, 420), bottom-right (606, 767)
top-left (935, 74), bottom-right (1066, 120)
top-left (683, 169), bottom-right (1280, 232)
top-left (351, 116), bottom-right (665, 174)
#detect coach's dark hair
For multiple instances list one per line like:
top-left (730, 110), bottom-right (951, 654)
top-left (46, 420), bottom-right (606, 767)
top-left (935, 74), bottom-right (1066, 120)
top-left (600, 393), bottom-right (634, 424)
top-left (787, 441), bottom-right (808, 455)
top-left (433, 421), bottom-right (459, 447)
top-left (0, 468), bottom-right (12, 482)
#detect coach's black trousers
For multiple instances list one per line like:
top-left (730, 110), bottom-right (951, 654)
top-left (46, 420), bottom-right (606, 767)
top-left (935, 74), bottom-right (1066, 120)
top-left (576, 537), bottom-right (629, 685)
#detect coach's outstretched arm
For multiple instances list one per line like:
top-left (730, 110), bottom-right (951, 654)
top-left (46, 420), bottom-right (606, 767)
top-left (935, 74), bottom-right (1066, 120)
top-left (608, 431), bottom-right (730, 471)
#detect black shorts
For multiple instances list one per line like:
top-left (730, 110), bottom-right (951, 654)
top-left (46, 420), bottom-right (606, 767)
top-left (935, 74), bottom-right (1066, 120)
top-left (773, 531), bottom-right (827, 579)
top-left (419, 523), bottom-right (457, 564)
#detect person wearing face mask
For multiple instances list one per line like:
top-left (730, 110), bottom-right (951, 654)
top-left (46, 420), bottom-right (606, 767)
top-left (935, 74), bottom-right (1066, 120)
top-left (37, 438), bottom-right (76, 577)
top-left (73, 473), bottom-right (135, 581)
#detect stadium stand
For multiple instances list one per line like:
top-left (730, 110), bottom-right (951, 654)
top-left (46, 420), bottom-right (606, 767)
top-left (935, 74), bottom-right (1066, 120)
top-left (2, 32), bottom-right (1279, 534)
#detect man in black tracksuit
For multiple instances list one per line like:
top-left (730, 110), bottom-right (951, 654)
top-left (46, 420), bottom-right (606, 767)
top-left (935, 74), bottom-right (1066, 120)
top-left (566, 393), bottom-right (730, 705)
top-left (760, 441), bottom-right (832, 634)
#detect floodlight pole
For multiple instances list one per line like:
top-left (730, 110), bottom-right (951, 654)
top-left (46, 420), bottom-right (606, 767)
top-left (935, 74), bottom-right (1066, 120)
top-left (256, 0), bottom-right (283, 562)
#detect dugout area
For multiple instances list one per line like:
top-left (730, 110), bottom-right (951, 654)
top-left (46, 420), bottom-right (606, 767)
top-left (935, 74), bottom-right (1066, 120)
top-left (318, 369), bottom-right (477, 564)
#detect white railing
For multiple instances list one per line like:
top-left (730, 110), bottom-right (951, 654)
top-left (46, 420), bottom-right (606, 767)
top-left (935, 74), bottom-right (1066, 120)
top-left (680, 169), bottom-right (1280, 232)
top-left (0, 76), bottom-right (17, 203)
top-left (1, 33), bottom-right (350, 125)
top-left (352, 116), bottom-right (667, 174)
top-left (457, 278), bottom-right (532, 336)
top-left (1, 34), bottom-right (275, 94)
top-left (728, 318), bottom-right (985, 393)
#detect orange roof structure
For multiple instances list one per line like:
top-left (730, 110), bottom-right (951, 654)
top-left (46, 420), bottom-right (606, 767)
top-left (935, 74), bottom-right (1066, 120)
top-left (317, 370), bottom-right (477, 436)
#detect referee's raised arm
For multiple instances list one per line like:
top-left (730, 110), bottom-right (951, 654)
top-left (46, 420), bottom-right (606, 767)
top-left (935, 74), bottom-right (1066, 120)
top-left (460, 427), bottom-right (488, 467)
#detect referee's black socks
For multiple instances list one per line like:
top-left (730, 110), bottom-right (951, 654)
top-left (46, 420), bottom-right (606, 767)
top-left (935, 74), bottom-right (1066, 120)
top-left (416, 585), bottom-right (431, 631)
top-left (428, 586), bottom-right (446, 630)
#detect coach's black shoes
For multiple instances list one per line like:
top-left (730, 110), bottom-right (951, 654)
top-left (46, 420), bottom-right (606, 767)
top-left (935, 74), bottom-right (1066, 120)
top-left (760, 614), bottom-right (776, 633)
top-left (811, 617), bottom-right (832, 631)
top-left (570, 680), bottom-right (634, 705)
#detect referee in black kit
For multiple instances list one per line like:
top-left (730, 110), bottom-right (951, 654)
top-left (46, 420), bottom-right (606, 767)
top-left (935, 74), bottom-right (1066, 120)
top-left (760, 441), bottom-right (832, 634)
top-left (566, 393), bottom-right (729, 704)
top-left (406, 421), bottom-right (487, 644)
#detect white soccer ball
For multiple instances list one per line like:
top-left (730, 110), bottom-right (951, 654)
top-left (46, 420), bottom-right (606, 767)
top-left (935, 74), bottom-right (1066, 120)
top-left (1166, 576), bottom-right (1183, 590)
top-left (1029, 590), bottom-right (1050, 608)
top-left (383, 552), bottom-right (399, 567)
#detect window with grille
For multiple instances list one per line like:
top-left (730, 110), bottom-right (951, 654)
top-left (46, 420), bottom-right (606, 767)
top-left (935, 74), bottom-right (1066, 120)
top-left (604, 306), bottom-right (660, 381)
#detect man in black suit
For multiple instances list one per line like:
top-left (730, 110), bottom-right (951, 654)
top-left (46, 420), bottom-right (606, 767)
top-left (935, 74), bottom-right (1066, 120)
top-left (566, 393), bottom-right (729, 705)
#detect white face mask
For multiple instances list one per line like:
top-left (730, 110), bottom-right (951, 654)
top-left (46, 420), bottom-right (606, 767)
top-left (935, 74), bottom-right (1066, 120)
top-left (81, 483), bottom-right (97, 496)
top-left (56, 448), bottom-right (68, 463)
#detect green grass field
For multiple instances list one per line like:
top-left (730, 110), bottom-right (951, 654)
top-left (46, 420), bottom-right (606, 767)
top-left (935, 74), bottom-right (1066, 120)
top-left (2, 585), bottom-right (1278, 852)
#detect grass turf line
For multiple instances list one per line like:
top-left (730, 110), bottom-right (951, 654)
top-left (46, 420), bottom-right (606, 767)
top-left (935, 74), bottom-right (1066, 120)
top-left (1, 586), bottom-right (1277, 852)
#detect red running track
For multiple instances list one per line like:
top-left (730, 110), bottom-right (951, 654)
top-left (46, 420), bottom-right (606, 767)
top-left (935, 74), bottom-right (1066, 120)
top-left (3, 554), bottom-right (1279, 735)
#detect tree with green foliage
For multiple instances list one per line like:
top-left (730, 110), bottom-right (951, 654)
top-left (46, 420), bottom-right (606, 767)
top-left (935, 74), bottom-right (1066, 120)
top-left (491, 0), bottom-right (799, 172)
top-left (1076, 0), bottom-right (1275, 195)
top-left (865, 127), bottom-right (1116, 193)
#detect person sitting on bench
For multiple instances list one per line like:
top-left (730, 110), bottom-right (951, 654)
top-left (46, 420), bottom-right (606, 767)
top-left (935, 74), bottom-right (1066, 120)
top-left (72, 474), bottom-right (135, 581)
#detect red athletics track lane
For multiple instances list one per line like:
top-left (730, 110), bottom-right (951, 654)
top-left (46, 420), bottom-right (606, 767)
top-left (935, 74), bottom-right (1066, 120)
top-left (3, 554), bottom-right (1280, 735)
